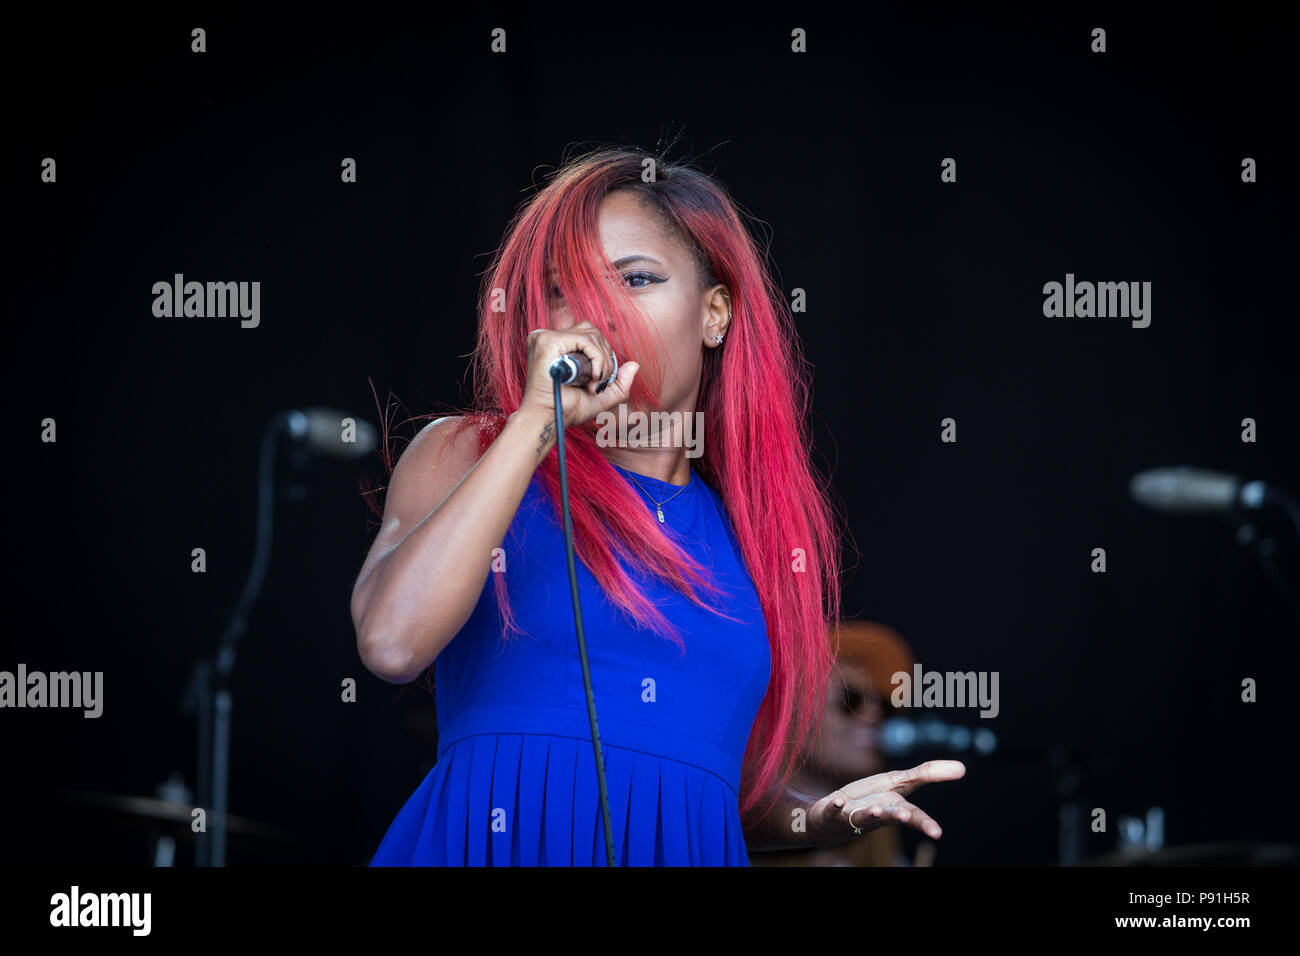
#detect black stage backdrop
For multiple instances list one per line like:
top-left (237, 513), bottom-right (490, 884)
top-left (6, 5), bottom-right (1297, 868)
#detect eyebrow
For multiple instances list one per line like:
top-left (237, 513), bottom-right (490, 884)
top-left (610, 255), bottom-right (663, 269)
top-left (547, 254), bottom-right (663, 278)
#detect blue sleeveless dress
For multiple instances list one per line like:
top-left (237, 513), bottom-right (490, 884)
top-left (368, 462), bottom-right (771, 866)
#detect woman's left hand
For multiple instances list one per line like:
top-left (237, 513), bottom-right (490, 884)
top-left (805, 760), bottom-right (966, 849)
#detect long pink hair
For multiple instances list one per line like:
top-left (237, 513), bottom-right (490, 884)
top-left (365, 146), bottom-right (844, 825)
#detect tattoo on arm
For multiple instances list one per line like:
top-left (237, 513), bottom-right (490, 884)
top-left (536, 419), bottom-right (555, 455)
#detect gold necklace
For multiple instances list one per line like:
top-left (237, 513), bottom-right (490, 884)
top-left (623, 471), bottom-right (690, 523)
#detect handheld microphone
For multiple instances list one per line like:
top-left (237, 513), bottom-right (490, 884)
top-left (282, 407), bottom-right (377, 458)
top-left (549, 366), bottom-right (617, 865)
top-left (549, 352), bottom-right (593, 386)
top-left (1129, 466), bottom-right (1275, 514)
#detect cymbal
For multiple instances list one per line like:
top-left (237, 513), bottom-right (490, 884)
top-left (1081, 842), bottom-right (1300, 866)
top-left (56, 789), bottom-right (299, 844)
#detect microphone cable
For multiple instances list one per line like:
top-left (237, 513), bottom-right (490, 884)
top-left (550, 370), bottom-right (618, 866)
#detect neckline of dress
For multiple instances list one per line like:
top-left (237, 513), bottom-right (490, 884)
top-left (610, 462), bottom-right (698, 494)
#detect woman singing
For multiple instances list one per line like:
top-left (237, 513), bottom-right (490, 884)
top-left (351, 146), bottom-right (964, 865)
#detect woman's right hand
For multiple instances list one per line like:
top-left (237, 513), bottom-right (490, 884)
top-left (520, 321), bottom-right (641, 429)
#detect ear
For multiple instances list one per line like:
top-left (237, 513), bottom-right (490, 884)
top-left (703, 285), bottom-right (731, 348)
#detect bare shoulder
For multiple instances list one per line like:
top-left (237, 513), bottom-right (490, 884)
top-left (401, 415), bottom-right (484, 468)
top-left (385, 415), bottom-right (486, 518)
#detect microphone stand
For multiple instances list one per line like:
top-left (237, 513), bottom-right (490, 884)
top-left (183, 412), bottom-right (286, 865)
top-left (1232, 485), bottom-right (1300, 627)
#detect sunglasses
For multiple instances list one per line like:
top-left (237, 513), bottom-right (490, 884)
top-left (837, 683), bottom-right (883, 714)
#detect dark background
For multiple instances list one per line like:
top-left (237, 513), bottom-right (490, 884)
top-left (6, 6), bottom-right (1296, 867)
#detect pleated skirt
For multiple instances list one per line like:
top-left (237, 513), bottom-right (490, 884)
top-left (368, 733), bottom-right (751, 866)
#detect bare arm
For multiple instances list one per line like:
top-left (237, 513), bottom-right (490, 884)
top-left (744, 762), bottom-right (966, 851)
top-left (350, 320), bottom-right (641, 684)
top-left (350, 407), bottom-right (559, 684)
top-left (742, 784), bottom-right (817, 851)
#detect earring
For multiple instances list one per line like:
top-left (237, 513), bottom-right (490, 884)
top-left (714, 312), bottom-right (730, 345)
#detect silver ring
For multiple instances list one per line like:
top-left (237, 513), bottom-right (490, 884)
top-left (604, 349), bottom-right (618, 387)
top-left (847, 807), bottom-right (865, 835)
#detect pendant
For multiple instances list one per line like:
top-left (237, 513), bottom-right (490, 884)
top-left (656, 507), bottom-right (665, 523)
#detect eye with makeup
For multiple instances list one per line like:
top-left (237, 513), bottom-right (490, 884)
top-left (548, 270), bottom-right (665, 302)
